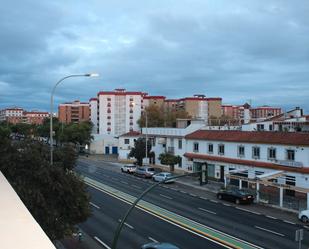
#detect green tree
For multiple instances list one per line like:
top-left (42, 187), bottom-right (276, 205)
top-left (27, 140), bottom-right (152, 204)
top-left (138, 104), bottom-right (190, 128)
top-left (0, 137), bottom-right (91, 241)
top-left (158, 153), bottom-right (181, 172)
top-left (129, 138), bottom-right (152, 166)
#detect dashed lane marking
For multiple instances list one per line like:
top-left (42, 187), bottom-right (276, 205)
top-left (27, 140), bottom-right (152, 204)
top-left (254, 226), bottom-right (285, 237)
top-left (283, 220), bottom-right (296, 225)
top-left (210, 200), bottom-right (218, 203)
top-left (90, 202), bottom-right (100, 209)
top-left (94, 236), bottom-right (111, 249)
top-left (190, 193), bottom-right (197, 197)
top-left (159, 194), bottom-right (173, 200)
top-left (120, 181), bottom-right (128, 184)
top-left (235, 207), bottom-right (261, 215)
top-left (266, 215), bottom-right (277, 220)
top-left (131, 184), bottom-right (142, 189)
top-left (148, 236), bottom-right (159, 243)
top-left (118, 219), bottom-right (134, 229)
top-left (198, 207), bottom-right (217, 215)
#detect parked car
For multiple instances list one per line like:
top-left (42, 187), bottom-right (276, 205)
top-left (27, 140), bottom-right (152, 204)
top-left (216, 189), bottom-right (254, 204)
top-left (121, 164), bottom-right (137, 174)
top-left (135, 167), bottom-right (156, 178)
top-left (298, 209), bottom-right (309, 223)
top-left (141, 242), bottom-right (180, 249)
top-left (153, 172), bottom-right (175, 183)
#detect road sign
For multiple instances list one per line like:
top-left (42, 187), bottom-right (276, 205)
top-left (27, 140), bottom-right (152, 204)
top-left (295, 229), bottom-right (304, 241)
top-left (295, 229), bottom-right (303, 249)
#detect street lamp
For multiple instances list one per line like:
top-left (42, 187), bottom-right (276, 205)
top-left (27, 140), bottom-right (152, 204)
top-left (50, 73), bottom-right (99, 165)
top-left (132, 103), bottom-right (148, 165)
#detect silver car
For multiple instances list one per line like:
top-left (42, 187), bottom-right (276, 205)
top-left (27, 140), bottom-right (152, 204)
top-left (153, 172), bottom-right (175, 183)
top-left (135, 167), bottom-right (156, 178)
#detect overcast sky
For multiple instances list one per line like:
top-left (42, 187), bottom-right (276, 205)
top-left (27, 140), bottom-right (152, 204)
top-left (0, 0), bottom-right (308, 112)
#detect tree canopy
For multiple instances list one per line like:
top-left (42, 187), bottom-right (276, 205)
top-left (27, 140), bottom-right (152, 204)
top-left (0, 126), bottom-right (91, 241)
top-left (138, 105), bottom-right (190, 128)
top-left (158, 153), bottom-right (181, 172)
top-left (128, 137), bottom-right (152, 166)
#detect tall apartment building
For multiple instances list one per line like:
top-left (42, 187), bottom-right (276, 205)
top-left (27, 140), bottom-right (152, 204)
top-left (58, 100), bottom-right (90, 124)
top-left (143, 96), bottom-right (166, 109)
top-left (93, 89), bottom-right (144, 136)
top-left (24, 111), bottom-right (49, 125)
top-left (0, 107), bottom-right (24, 124)
top-left (250, 106), bottom-right (282, 120)
top-left (0, 108), bottom-right (49, 125)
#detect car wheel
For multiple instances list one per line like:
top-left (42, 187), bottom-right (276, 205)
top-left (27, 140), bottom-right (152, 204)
top-left (301, 215), bottom-right (309, 223)
top-left (217, 194), bottom-right (222, 200)
top-left (121, 169), bottom-right (124, 172)
top-left (127, 170), bottom-right (130, 173)
top-left (235, 199), bottom-right (240, 205)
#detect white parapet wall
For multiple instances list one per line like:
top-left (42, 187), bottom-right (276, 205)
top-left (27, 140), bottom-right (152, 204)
top-left (0, 171), bottom-right (56, 249)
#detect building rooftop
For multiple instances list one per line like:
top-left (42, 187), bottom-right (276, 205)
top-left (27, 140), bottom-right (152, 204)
top-left (185, 130), bottom-right (309, 146)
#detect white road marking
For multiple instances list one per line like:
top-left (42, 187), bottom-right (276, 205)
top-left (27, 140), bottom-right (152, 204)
top-left (131, 184), bottom-right (141, 189)
top-left (94, 236), bottom-right (111, 249)
top-left (120, 181), bottom-right (128, 184)
top-left (86, 180), bottom-right (263, 249)
top-left (283, 220), bottom-right (296, 225)
top-left (190, 193), bottom-right (197, 197)
top-left (180, 190), bottom-right (187, 194)
top-left (118, 219), bottom-right (134, 229)
top-left (222, 203), bottom-right (231, 207)
top-left (199, 196), bottom-right (208, 200)
top-left (254, 226), bottom-right (285, 237)
top-left (198, 207), bottom-right (217, 215)
top-left (266, 215), bottom-right (277, 220)
top-left (210, 200), bottom-right (218, 203)
top-left (111, 177), bottom-right (117, 181)
top-left (170, 188), bottom-right (178, 191)
top-left (236, 207), bottom-right (261, 215)
top-left (303, 225), bottom-right (309, 229)
top-left (159, 194), bottom-right (173, 200)
top-left (90, 202), bottom-right (100, 209)
top-left (148, 236), bottom-right (159, 243)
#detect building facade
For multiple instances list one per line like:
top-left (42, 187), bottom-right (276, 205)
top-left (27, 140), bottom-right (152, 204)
top-left (96, 89), bottom-right (143, 136)
top-left (58, 100), bottom-right (90, 124)
top-left (0, 108), bottom-right (48, 125)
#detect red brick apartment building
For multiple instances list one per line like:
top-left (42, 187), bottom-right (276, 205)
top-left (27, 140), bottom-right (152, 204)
top-left (58, 100), bottom-right (90, 124)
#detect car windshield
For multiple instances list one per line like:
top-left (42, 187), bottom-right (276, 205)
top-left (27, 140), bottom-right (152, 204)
top-left (147, 168), bottom-right (155, 171)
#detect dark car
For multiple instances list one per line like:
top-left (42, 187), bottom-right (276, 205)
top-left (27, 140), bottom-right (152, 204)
top-left (141, 242), bottom-right (180, 249)
top-left (216, 189), bottom-right (254, 204)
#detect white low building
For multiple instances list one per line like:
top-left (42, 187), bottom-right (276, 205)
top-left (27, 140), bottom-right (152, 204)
top-left (142, 120), bottom-right (205, 170)
top-left (118, 131), bottom-right (141, 160)
top-left (183, 130), bottom-right (309, 209)
top-left (89, 134), bottom-right (119, 154)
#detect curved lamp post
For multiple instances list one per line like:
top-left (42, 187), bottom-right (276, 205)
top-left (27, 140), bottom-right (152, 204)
top-left (111, 170), bottom-right (206, 249)
top-left (50, 73), bottom-right (99, 165)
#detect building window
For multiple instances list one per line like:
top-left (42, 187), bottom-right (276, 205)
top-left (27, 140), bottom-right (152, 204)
top-left (130, 121), bottom-right (133, 125)
top-left (129, 116), bottom-right (133, 119)
top-left (107, 122), bottom-right (111, 125)
top-left (178, 157), bottom-right (182, 168)
top-left (107, 103), bottom-right (111, 107)
top-left (257, 124), bottom-right (264, 131)
top-left (129, 127), bottom-right (133, 131)
top-left (252, 146), bottom-right (260, 159)
top-left (208, 144), bottom-right (213, 154)
top-left (124, 139), bottom-right (130, 144)
top-left (269, 124), bottom-right (273, 131)
top-left (268, 147), bottom-right (276, 160)
top-left (178, 139), bottom-right (182, 149)
top-left (218, 144), bottom-right (224, 155)
top-left (238, 145), bottom-right (245, 157)
top-left (193, 142), bottom-right (199, 152)
top-left (107, 97), bottom-right (111, 101)
top-left (107, 108), bottom-right (111, 113)
top-left (107, 116), bottom-right (111, 119)
top-left (130, 97), bottom-right (134, 101)
top-left (107, 127), bottom-right (111, 132)
top-left (286, 149), bottom-right (295, 161)
top-left (130, 109), bottom-right (133, 114)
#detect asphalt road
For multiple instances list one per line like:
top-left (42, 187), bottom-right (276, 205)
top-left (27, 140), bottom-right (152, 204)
top-left (76, 159), bottom-right (309, 249)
